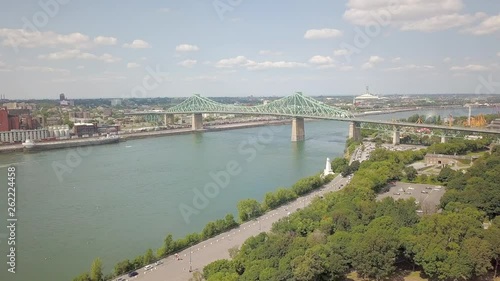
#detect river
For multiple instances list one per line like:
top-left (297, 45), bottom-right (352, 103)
top-left (0, 107), bottom-right (496, 281)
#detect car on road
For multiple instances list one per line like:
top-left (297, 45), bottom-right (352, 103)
top-left (128, 271), bottom-right (138, 277)
top-left (116, 278), bottom-right (126, 281)
top-left (426, 186), bottom-right (433, 190)
top-left (393, 192), bottom-right (401, 195)
top-left (407, 187), bottom-right (414, 190)
top-left (155, 260), bottom-right (163, 266)
top-left (421, 190), bottom-right (429, 194)
top-left (145, 264), bottom-right (154, 270)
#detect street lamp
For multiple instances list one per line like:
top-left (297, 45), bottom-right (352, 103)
top-left (258, 218), bottom-right (261, 231)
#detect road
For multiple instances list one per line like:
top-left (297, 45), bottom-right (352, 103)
top-left (114, 175), bottom-right (351, 281)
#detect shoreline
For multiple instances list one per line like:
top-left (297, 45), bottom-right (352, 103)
top-left (0, 120), bottom-right (292, 154)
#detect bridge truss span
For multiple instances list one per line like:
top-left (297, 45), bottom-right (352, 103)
top-left (164, 92), bottom-right (354, 119)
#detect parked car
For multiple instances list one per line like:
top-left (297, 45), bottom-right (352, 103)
top-left (426, 186), bottom-right (433, 190)
top-left (393, 192), bottom-right (401, 195)
top-left (145, 265), bottom-right (154, 270)
top-left (128, 271), bottom-right (138, 277)
top-left (421, 190), bottom-right (429, 194)
top-left (155, 260), bottom-right (163, 266)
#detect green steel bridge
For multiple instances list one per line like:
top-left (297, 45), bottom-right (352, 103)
top-left (126, 92), bottom-right (500, 143)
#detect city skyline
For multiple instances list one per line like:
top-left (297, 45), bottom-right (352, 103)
top-left (0, 0), bottom-right (499, 99)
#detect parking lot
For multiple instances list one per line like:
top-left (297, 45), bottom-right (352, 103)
top-left (377, 182), bottom-right (446, 214)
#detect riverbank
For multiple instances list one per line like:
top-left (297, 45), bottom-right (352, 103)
top-left (0, 120), bottom-right (292, 154)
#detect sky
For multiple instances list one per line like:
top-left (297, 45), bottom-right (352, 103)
top-left (0, 0), bottom-right (499, 99)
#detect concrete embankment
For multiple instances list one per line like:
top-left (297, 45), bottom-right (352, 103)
top-left (0, 120), bottom-right (292, 154)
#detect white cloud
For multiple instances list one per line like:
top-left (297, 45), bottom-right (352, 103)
top-left (158, 8), bottom-right (171, 13)
top-left (384, 64), bottom-right (435, 71)
top-left (17, 66), bottom-right (70, 74)
top-left (94, 36), bottom-right (117, 45)
top-left (450, 64), bottom-right (489, 72)
top-left (215, 56), bottom-right (306, 70)
top-left (333, 49), bottom-right (351, 56)
top-left (304, 28), bottom-right (343, 39)
top-left (308, 55), bottom-right (334, 65)
top-left (497, 52), bottom-right (500, 57)
top-left (259, 50), bottom-right (283, 56)
top-left (443, 57), bottom-right (452, 63)
top-left (215, 56), bottom-right (254, 68)
top-left (127, 62), bottom-right (140, 69)
top-left (463, 14), bottom-right (500, 35)
top-left (77, 65), bottom-right (85, 69)
top-left (391, 57), bottom-right (401, 63)
top-left (0, 29), bottom-right (90, 49)
top-left (343, 0), bottom-right (487, 33)
top-left (0, 29), bottom-right (121, 49)
top-left (362, 55), bottom-right (384, 69)
top-left (247, 61), bottom-right (307, 70)
top-left (123, 39), bottom-right (151, 49)
top-left (175, 44), bottom-right (199, 52)
top-left (38, 49), bottom-right (121, 63)
top-left (178, 59), bottom-right (197, 67)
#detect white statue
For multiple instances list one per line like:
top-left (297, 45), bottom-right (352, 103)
top-left (323, 157), bottom-right (333, 177)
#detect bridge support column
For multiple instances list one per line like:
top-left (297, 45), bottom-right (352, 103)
top-left (291, 117), bottom-right (305, 142)
top-left (164, 114), bottom-right (175, 125)
top-left (192, 113), bottom-right (203, 130)
top-left (441, 135), bottom-right (447, 143)
top-left (393, 127), bottom-right (400, 145)
top-left (348, 121), bottom-right (361, 141)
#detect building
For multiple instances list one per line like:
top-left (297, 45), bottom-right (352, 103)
top-left (0, 107), bottom-right (39, 132)
top-left (0, 129), bottom-right (50, 143)
top-left (353, 87), bottom-right (387, 108)
top-left (60, 93), bottom-right (65, 101)
top-left (73, 123), bottom-right (98, 137)
top-left (60, 99), bottom-right (75, 106)
top-left (424, 154), bottom-right (476, 167)
top-left (111, 99), bottom-right (122, 107)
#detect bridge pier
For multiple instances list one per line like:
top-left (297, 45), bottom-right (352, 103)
top-left (164, 114), bottom-right (175, 125)
top-left (441, 135), bottom-right (447, 143)
top-left (348, 121), bottom-right (361, 141)
top-left (393, 126), bottom-right (401, 145)
top-left (291, 117), bottom-right (305, 142)
top-left (192, 113), bottom-right (203, 130)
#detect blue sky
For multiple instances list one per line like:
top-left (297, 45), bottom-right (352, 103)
top-left (0, 0), bottom-right (499, 99)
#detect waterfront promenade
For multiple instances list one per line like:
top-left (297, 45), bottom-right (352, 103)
top-left (114, 174), bottom-right (350, 281)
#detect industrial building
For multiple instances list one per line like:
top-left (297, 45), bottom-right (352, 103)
top-left (353, 87), bottom-right (388, 108)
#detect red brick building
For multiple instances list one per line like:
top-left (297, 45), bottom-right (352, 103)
top-left (0, 107), bottom-right (39, 131)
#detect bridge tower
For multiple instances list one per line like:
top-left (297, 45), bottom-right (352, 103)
top-left (192, 113), bottom-right (203, 130)
top-left (291, 117), bottom-right (305, 142)
top-left (392, 126), bottom-right (401, 145)
top-left (348, 121), bottom-right (361, 141)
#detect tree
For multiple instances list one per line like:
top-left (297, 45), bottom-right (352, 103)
top-left (114, 259), bottom-right (132, 276)
top-left (485, 217), bottom-right (500, 278)
top-left (237, 199), bottom-right (262, 222)
top-left (90, 258), bottom-right (103, 281)
top-left (331, 157), bottom-right (348, 173)
top-left (404, 166), bottom-right (417, 181)
top-left (351, 217), bottom-right (400, 280)
top-left (143, 248), bottom-right (154, 265)
top-left (157, 234), bottom-right (175, 257)
top-left (73, 272), bottom-right (91, 281)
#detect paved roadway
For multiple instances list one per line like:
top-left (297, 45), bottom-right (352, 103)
top-left (114, 175), bottom-right (351, 281)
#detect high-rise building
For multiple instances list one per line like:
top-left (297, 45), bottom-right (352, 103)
top-left (60, 93), bottom-right (65, 101)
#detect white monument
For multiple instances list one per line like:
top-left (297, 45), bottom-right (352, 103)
top-left (323, 157), bottom-right (333, 177)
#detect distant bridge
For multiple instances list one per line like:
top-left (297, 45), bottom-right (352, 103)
top-left (126, 92), bottom-right (500, 143)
